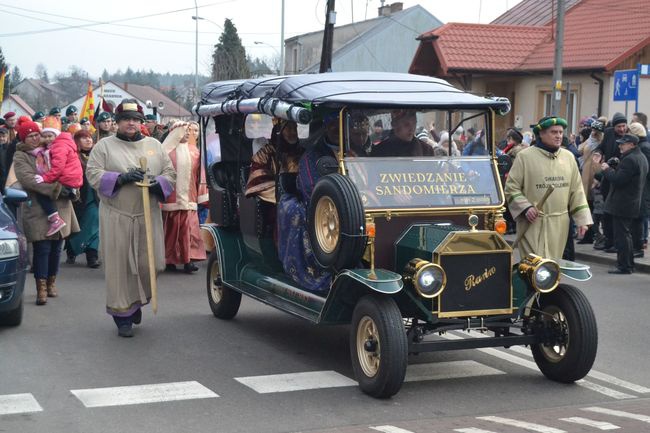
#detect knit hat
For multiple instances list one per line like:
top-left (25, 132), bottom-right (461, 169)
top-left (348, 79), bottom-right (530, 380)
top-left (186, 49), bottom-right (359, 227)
top-left (17, 121), bottom-right (41, 141)
top-left (590, 120), bottom-right (605, 133)
top-left (96, 112), bottom-right (112, 122)
top-left (3, 112), bottom-right (16, 120)
top-left (42, 115), bottom-right (62, 136)
top-left (17, 115), bottom-right (32, 126)
top-left (115, 99), bottom-right (145, 122)
top-left (611, 112), bottom-right (627, 126)
top-left (629, 122), bottom-right (647, 138)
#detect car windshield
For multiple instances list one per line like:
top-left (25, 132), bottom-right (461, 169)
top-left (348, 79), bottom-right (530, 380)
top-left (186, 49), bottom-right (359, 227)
top-left (342, 108), bottom-right (503, 210)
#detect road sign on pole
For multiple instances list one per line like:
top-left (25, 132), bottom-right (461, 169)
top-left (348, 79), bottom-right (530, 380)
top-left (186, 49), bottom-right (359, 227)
top-left (613, 69), bottom-right (638, 101)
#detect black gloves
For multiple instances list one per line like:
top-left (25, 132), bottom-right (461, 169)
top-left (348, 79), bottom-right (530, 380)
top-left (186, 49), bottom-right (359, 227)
top-left (60, 187), bottom-right (77, 200)
top-left (148, 177), bottom-right (165, 201)
top-left (116, 169), bottom-right (145, 186)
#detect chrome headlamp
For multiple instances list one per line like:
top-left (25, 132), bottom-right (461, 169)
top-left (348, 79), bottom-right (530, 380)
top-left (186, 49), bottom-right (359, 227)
top-left (518, 254), bottom-right (560, 293)
top-left (404, 258), bottom-right (446, 298)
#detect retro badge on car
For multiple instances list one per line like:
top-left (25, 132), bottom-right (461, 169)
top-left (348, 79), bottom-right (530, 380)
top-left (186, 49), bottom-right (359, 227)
top-left (518, 254), bottom-right (561, 293)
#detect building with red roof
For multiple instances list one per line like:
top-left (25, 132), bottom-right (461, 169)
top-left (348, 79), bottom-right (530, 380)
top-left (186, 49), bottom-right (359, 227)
top-left (409, 0), bottom-right (650, 137)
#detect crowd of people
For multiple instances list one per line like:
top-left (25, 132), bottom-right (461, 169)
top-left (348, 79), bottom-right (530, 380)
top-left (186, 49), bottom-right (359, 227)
top-left (0, 100), bottom-right (207, 337)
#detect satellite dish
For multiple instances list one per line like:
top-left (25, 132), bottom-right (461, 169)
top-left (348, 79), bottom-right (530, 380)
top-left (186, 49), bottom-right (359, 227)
top-left (158, 101), bottom-right (165, 110)
top-left (145, 100), bottom-right (153, 108)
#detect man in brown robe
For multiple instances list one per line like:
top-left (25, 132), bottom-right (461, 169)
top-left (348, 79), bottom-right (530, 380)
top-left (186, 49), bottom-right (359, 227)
top-left (505, 116), bottom-right (592, 260)
top-left (86, 99), bottom-right (176, 337)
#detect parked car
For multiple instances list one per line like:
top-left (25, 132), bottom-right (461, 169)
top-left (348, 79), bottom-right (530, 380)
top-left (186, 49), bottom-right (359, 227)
top-left (195, 72), bottom-right (597, 398)
top-left (0, 187), bottom-right (29, 326)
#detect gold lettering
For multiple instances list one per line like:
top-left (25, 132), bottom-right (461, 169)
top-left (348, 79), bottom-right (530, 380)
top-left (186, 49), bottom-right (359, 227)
top-left (464, 267), bottom-right (497, 291)
top-left (379, 173), bottom-right (388, 183)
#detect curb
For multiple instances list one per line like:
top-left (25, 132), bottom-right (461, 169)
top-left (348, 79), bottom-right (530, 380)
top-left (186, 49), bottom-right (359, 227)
top-left (574, 250), bottom-right (650, 274)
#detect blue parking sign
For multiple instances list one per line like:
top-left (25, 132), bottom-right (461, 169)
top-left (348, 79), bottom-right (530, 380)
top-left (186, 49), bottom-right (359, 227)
top-left (613, 69), bottom-right (638, 101)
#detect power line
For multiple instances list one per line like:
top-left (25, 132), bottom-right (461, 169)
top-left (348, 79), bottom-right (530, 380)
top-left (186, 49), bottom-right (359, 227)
top-left (0, 1), bottom-right (235, 37)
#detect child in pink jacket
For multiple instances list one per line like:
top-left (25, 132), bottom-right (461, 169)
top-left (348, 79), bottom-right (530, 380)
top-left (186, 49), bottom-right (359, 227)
top-left (34, 130), bottom-right (83, 236)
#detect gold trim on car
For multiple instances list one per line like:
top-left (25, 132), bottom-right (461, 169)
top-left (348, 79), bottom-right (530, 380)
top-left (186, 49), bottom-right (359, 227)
top-left (518, 254), bottom-right (561, 293)
top-left (314, 196), bottom-right (340, 254)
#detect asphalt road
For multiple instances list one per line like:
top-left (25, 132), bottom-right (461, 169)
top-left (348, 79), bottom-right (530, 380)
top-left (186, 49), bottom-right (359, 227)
top-left (1, 259), bottom-right (649, 433)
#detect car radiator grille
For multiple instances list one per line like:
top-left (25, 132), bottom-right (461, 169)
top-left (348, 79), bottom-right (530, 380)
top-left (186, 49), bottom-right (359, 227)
top-left (436, 252), bottom-right (512, 318)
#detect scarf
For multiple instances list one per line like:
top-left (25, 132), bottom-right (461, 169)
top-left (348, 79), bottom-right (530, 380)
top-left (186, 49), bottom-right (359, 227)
top-left (29, 146), bottom-right (50, 175)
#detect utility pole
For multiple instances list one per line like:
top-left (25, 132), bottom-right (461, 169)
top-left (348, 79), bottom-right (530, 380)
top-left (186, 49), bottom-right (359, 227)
top-left (551, 0), bottom-right (565, 116)
top-left (319, 0), bottom-right (336, 73)
top-left (280, 0), bottom-right (285, 75)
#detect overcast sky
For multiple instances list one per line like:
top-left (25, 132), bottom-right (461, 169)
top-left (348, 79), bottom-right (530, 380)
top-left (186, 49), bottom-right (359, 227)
top-left (1, 0), bottom-right (522, 79)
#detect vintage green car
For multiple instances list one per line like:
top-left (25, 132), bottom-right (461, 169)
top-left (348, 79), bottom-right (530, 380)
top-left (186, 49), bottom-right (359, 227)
top-left (195, 72), bottom-right (597, 398)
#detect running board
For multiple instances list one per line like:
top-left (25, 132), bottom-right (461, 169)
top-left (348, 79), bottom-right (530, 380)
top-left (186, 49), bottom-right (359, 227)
top-left (410, 334), bottom-right (539, 353)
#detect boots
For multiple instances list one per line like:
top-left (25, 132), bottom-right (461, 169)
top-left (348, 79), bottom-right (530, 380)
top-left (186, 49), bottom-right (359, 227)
top-left (36, 279), bottom-right (48, 305)
top-left (46, 212), bottom-right (67, 237)
top-left (46, 275), bottom-right (58, 298)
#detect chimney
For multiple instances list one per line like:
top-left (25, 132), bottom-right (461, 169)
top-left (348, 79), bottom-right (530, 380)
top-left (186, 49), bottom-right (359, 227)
top-left (378, 5), bottom-right (391, 16)
top-left (390, 2), bottom-right (403, 13)
top-left (123, 82), bottom-right (128, 91)
top-left (378, 2), bottom-right (403, 17)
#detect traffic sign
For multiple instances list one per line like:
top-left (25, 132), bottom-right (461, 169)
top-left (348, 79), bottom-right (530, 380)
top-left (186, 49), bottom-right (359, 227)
top-left (613, 69), bottom-right (638, 101)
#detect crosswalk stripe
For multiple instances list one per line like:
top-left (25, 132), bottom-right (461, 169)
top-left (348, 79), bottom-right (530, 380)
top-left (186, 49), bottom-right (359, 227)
top-left (454, 428), bottom-right (498, 433)
top-left (576, 380), bottom-right (635, 400)
top-left (370, 426), bottom-right (415, 433)
top-left (235, 370), bottom-right (357, 394)
top-left (559, 416), bottom-right (620, 430)
top-left (582, 406), bottom-right (650, 423)
top-left (405, 360), bottom-right (505, 382)
top-left (477, 416), bottom-right (566, 433)
top-left (70, 381), bottom-right (218, 408)
top-left (440, 333), bottom-right (636, 400)
top-left (0, 393), bottom-right (43, 416)
top-left (449, 331), bottom-right (650, 395)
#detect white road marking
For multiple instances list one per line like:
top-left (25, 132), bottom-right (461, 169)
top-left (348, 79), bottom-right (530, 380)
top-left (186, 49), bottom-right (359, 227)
top-left (454, 428), bottom-right (498, 433)
top-left (405, 360), bottom-right (505, 382)
top-left (559, 416), bottom-right (620, 430)
top-left (576, 380), bottom-right (635, 400)
top-left (587, 371), bottom-right (650, 394)
top-left (450, 331), bottom-right (650, 394)
top-left (70, 381), bottom-right (218, 408)
top-left (0, 393), bottom-right (43, 415)
top-left (440, 333), bottom-right (635, 400)
top-left (582, 406), bottom-right (650, 423)
top-left (477, 415), bottom-right (566, 433)
top-left (235, 370), bottom-right (357, 394)
top-left (370, 426), bottom-right (415, 433)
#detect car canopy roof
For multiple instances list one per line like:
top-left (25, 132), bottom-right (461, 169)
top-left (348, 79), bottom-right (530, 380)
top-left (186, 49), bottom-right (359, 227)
top-left (196, 72), bottom-right (510, 123)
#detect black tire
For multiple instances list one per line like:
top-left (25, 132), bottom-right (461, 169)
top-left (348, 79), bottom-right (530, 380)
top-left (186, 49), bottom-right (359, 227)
top-left (307, 173), bottom-right (365, 270)
top-left (531, 284), bottom-right (598, 383)
top-left (350, 295), bottom-right (408, 398)
top-left (206, 251), bottom-right (241, 319)
top-left (0, 296), bottom-right (23, 327)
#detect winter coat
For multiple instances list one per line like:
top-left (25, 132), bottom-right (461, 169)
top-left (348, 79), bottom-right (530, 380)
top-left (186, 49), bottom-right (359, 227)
top-left (603, 145), bottom-right (649, 218)
top-left (42, 132), bottom-right (83, 188)
top-left (638, 139), bottom-right (650, 217)
top-left (13, 142), bottom-right (80, 242)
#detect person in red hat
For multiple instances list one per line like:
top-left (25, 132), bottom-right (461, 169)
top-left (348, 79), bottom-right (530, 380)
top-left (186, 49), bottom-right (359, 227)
top-left (12, 120), bottom-right (80, 305)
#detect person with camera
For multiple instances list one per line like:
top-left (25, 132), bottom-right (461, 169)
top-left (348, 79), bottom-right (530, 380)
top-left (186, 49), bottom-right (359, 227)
top-left (600, 134), bottom-right (649, 274)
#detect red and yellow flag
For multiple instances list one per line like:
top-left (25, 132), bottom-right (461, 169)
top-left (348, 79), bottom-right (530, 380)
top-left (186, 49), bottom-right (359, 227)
top-left (80, 81), bottom-right (95, 123)
top-left (0, 68), bottom-right (6, 103)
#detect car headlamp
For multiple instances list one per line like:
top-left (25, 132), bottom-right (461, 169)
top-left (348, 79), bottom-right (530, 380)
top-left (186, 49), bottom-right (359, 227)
top-left (518, 254), bottom-right (560, 293)
top-left (0, 239), bottom-right (19, 260)
top-left (404, 258), bottom-right (446, 298)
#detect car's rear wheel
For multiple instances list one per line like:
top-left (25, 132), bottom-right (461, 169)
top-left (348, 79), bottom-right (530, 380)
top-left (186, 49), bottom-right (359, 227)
top-left (206, 251), bottom-right (241, 319)
top-left (308, 174), bottom-right (365, 270)
top-left (531, 284), bottom-right (597, 382)
top-left (350, 295), bottom-right (407, 398)
top-left (0, 296), bottom-right (23, 326)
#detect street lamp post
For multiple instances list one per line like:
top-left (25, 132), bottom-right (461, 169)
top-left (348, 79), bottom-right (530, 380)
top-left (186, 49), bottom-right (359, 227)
top-left (193, 1), bottom-right (198, 104)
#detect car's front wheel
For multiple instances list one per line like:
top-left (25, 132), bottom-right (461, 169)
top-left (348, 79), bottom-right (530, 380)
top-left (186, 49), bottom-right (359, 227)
top-left (350, 295), bottom-right (407, 398)
top-left (206, 251), bottom-right (241, 319)
top-left (531, 283), bottom-right (598, 382)
top-left (0, 296), bottom-right (23, 326)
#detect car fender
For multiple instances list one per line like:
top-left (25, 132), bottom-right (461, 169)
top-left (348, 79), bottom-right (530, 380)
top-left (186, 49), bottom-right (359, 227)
top-left (200, 223), bottom-right (248, 282)
top-left (319, 269), bottom-right (403, 324)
